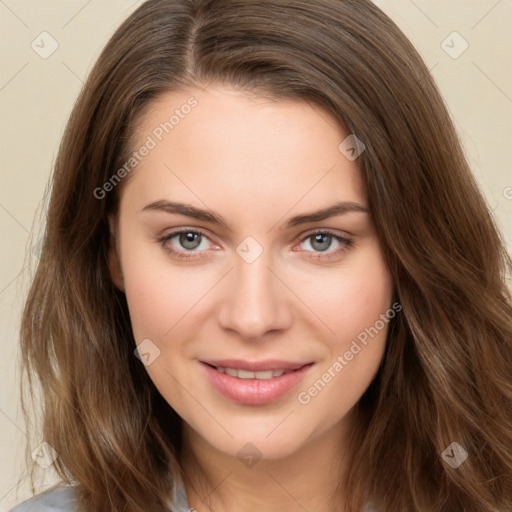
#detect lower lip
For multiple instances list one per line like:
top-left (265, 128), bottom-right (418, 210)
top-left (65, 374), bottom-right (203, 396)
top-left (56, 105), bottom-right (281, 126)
top-left (201, 362), bottom-right (314, 405)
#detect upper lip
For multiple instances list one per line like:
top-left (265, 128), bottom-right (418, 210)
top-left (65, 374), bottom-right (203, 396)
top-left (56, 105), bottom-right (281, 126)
top-left (201, 359), bottom-right (312, 372)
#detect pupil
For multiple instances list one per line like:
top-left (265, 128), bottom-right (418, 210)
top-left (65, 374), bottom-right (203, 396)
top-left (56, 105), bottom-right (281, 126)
top-left (180, 232), bottom-right (200, 249)
top-left (313, 234), bottom-right (331, 252)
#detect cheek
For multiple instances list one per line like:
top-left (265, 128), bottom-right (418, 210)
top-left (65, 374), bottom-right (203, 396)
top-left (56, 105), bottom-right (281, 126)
top-left (118, 230), bottom-right (205, 343)
top-left (297, 244), bottom-right (393, 347)
top-left (292, 243), bottom-right (393, 408)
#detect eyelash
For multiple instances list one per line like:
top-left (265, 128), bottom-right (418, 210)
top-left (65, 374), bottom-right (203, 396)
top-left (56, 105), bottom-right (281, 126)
top-left (157, 228), bottom-right (353, 262)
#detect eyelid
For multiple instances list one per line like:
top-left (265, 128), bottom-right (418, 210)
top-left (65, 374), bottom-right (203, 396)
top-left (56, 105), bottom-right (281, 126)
top-left (297, 227), bottom-right (352, 243)
top-left (159, 227), bottom-right (350, 245)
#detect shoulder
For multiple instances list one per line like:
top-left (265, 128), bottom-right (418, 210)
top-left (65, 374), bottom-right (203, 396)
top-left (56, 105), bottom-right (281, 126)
top-left (7, 485), bottom-right (77, 512)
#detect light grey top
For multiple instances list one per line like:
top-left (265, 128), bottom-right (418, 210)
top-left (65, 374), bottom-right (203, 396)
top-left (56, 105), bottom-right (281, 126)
top-left (8, 476), bottom-right (379, 511)
top-left (7, 475), bottom-right (191, 512)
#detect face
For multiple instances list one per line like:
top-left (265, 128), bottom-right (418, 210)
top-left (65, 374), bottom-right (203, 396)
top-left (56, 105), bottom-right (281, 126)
top-left (109, 84), bottom-right (394, 461)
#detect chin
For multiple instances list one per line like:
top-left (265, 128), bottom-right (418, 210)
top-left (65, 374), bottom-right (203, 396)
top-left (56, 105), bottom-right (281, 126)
top-left (196, 419), bottom-right (315, 462)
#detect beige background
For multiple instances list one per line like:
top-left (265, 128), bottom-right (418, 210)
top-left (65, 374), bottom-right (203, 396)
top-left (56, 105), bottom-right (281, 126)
top-left (0, 0), bottom-right (511, 508)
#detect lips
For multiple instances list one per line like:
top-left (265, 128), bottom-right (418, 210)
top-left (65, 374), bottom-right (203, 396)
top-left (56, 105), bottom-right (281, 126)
top-left (200, 359), bottom-right (314, 405)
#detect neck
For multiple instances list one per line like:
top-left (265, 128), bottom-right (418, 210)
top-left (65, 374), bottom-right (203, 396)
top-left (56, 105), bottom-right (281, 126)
top-left (178, 409), bottom-right (356, 512)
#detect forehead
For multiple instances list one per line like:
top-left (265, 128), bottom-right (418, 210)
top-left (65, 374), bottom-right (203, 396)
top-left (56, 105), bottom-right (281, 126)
top-left (122, 85), bottom-right (367, 216)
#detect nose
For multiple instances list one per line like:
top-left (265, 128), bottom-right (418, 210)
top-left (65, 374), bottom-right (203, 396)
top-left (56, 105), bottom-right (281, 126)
top-left (217, 249), bottom-right (292, 341)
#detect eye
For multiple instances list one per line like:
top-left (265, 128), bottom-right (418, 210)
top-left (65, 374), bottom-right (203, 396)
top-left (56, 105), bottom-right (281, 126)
top-left (296, 229), bottom-right (352, 260)
top-left (158, 228), bottom-right (215, 260)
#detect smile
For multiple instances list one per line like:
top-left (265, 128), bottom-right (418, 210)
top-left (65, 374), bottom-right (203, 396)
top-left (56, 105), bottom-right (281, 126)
top-left (200, 360), bottom-right (314, 405)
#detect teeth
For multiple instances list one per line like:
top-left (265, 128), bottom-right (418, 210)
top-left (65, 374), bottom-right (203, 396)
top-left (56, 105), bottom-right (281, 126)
top-left (238, 369), bottom-right (256, 379)
top-left (216, 367), bottom-right (288, 379)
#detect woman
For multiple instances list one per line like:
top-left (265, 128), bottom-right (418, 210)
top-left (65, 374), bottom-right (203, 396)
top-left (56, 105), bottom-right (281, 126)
top-left (10, 0), bottom-right (512, 511)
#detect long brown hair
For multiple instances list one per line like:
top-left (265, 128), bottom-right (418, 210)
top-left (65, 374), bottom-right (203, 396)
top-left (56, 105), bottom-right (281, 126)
top-left (18, 0), bottom-right (512, 510)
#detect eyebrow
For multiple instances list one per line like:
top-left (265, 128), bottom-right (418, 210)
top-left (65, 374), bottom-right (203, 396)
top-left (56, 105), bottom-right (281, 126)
top-left (141, 200), bottom-right (370, 229)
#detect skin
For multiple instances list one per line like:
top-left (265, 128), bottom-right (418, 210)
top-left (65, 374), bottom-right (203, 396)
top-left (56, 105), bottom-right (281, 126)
top-left (109, 84), bottom-right (394, 511)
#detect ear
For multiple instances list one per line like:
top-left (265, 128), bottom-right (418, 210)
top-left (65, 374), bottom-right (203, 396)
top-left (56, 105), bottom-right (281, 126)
top-left (107, 213), bottom-right (125, 292)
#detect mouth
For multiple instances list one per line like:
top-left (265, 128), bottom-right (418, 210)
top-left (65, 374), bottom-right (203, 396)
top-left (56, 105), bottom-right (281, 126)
top-left (207, 365), bottom-right (294, 379)
top-left (200, 359), bottom-right (314, 405)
